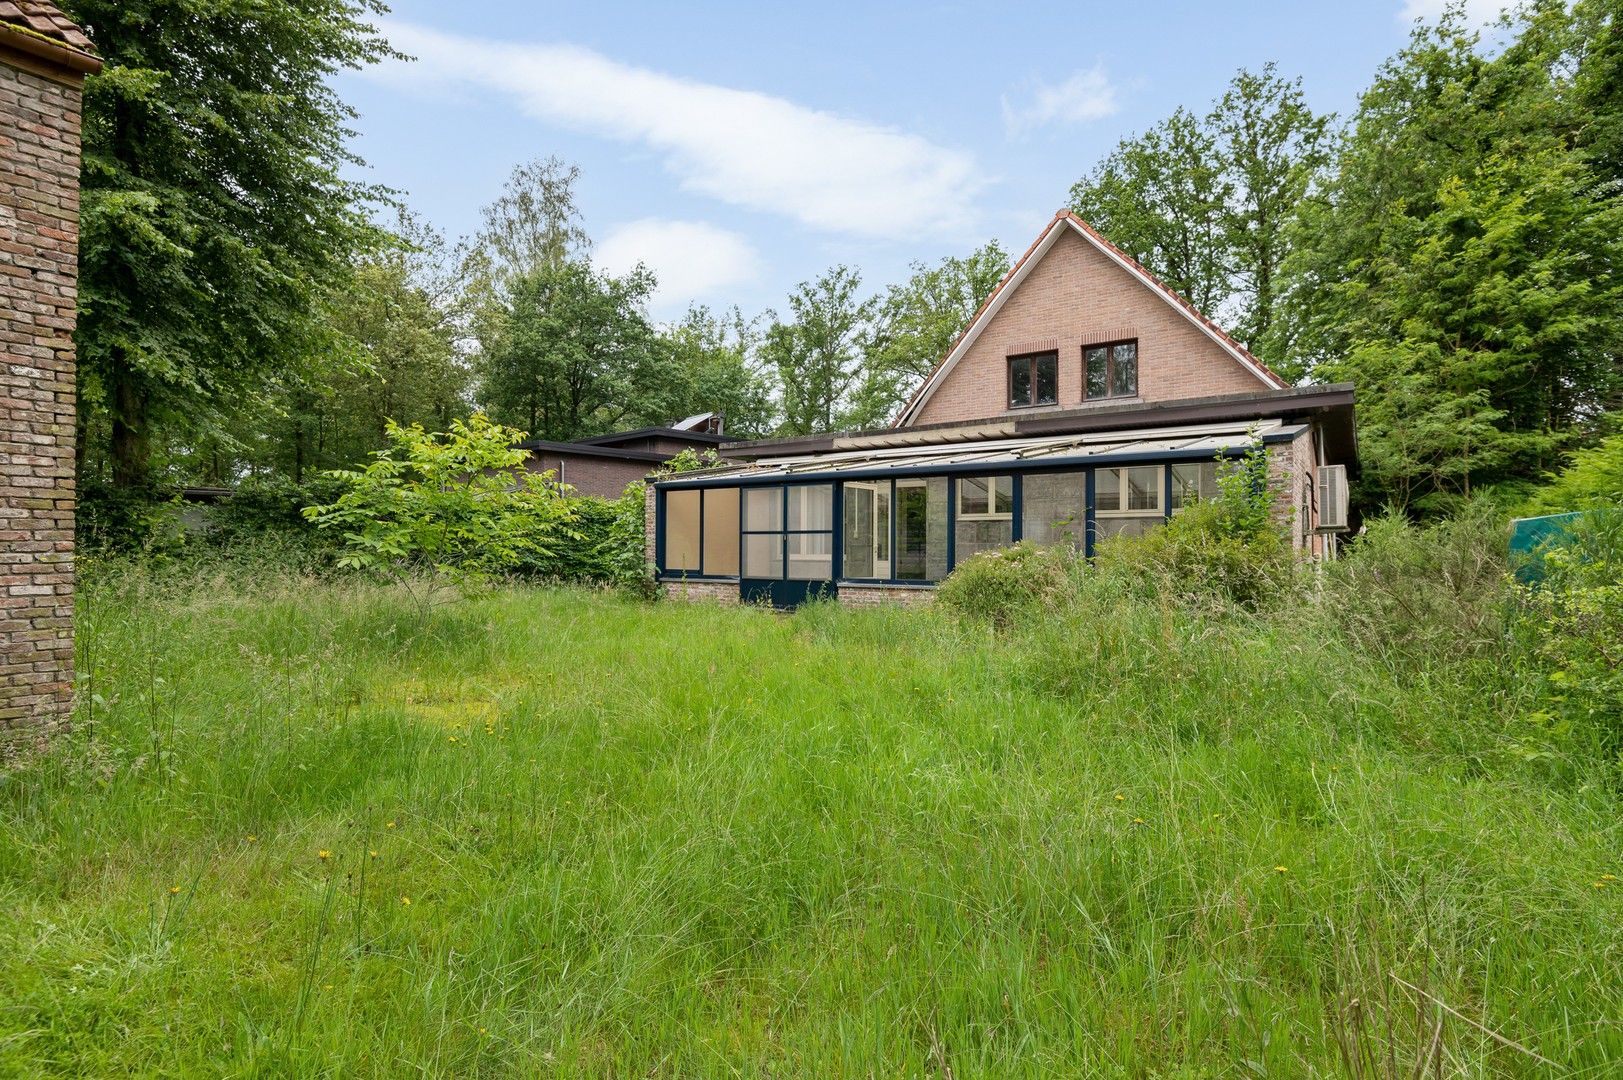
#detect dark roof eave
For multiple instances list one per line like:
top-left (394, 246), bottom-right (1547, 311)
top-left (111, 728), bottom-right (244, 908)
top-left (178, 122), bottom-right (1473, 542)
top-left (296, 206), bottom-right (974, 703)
top-left (514, 440), bottom-right (673, 464)
top-left (573, 426), bottom-right (730, 447)
top-left (724, 384), bottom-right (1357, 464)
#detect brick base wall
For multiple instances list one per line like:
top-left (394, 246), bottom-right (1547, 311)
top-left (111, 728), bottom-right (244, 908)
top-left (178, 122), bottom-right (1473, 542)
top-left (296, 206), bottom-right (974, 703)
top-left (1, 56), bottom-right (83, 757)
top-left (836, 584), bottom-right (935, 607)
top-left (659, 579), bottom-right (740, 604)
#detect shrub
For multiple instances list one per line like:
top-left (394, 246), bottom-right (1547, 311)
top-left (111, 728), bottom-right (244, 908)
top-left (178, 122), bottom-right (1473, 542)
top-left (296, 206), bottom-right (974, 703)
top-left (303, 415), bottom-right (575, 615)
top-left (1521, 420), bottom-right (1623, 514)
top-left (935, 541), bottom-right (1081, 627)
top-left (1091, 499), bottom-right (1296, 611)
top-left (519, 482), bottom-right (653, 595)
top-left (1322, 499), bottom-right (1513, 668)
top-left (1516, 509), bottom-right (1623, 763)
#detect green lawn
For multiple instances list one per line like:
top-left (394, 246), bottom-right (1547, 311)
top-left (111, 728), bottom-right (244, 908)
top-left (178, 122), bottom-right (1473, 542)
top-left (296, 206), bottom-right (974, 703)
top-left (1, 571), bottom-right (1619, 1076)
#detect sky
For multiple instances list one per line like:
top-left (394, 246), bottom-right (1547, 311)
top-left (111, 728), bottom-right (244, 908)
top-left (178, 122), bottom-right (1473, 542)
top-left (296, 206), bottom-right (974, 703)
top-left (339, 0), bottom-right (1508, 321)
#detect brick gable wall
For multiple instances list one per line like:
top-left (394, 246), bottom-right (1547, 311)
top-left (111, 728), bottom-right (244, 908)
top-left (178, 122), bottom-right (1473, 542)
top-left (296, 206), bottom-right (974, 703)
top-left (0, 55), bottom-right (83, 756)
top-left (913, 228), bottom-right (1269, 426)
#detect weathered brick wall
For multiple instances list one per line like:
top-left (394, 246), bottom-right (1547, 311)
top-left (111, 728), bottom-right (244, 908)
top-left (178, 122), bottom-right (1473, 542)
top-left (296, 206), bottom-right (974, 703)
top-left (659, 579), bottom-right (739, 604)
top-left (522, 451), bottom-right (653, 500)
top-left (1, 57), bottom-right (83, 755)
top-left (835, 584), bottom-right (935, 607)
top-left (914, 227), bottom-right (1275, 426)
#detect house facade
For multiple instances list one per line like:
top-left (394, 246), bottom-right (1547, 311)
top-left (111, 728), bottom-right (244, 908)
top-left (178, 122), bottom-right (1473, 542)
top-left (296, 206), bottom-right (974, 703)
top-left (647, 212), bottom-right (1355, 608)
top-left (0, 1), bottom-right (98, 753)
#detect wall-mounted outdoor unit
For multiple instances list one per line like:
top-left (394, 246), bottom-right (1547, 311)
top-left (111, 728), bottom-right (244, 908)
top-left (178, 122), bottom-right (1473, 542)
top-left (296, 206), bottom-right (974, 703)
top-left (1317, 464), bottom-right (1349, 532)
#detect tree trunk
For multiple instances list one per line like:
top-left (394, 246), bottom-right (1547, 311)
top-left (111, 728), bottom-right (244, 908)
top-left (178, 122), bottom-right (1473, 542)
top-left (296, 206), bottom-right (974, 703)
top-left (109, 360), bottom-right (149, 490)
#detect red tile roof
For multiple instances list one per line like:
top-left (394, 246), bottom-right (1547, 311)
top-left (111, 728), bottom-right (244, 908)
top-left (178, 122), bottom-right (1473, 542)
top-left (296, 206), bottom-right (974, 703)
top-left (0, 0), bottom-right (96, 56)
top-left (894, 210), bottom-right (1289, 427)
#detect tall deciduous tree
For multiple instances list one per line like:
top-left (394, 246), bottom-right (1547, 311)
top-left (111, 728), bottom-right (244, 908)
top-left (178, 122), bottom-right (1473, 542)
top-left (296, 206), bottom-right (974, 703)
top-left (761, 266), bottom-right (876, 435)
top-left (857, 243), bottom-right (1010, 423)
top-left (476, 261), bottom-right (661, 441)
top-left (467, 156), bottom-right (591, 295)
top-left (654, 306), bottom-right (776, 437)
top-left (67, 0), bottom-right (398, 489)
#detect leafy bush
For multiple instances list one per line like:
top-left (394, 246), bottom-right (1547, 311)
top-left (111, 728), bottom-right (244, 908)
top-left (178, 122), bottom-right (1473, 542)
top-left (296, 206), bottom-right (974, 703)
top-left (78, 479), bottom-right (187, 558)
top-left (303, 415), bottom-right (575, 614)
top-left (1091, 499), bottom-right (1296, 611)
top-left (1516, 510), bottom-right (1623, 763)
top-left (935, 541), bottom-right (1081, 627)
top-left (1322, 500), bottom-right (1513, 669)
top-left (519, 482), bottom-right (653, 595)
top-left (1521, 421), bottom-right (1623, 514)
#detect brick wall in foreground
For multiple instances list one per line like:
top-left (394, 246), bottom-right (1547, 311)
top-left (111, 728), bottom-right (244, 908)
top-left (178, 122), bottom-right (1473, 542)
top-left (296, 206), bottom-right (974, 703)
top-left (1, 56), bottom-right (84, 756)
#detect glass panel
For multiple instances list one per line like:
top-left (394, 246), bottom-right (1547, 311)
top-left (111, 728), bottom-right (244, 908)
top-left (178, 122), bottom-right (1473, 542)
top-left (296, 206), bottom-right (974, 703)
top-left (1126, 466), bottom-right (1161, 511)
top-left (993, 476), bottom-right (1013, 515)
top-left (1112, 342), bottom-right (1138, 397)
top-left (1171, 462), bottom-right (1218, 511)
top-left (788, 484), bottom-right (833, 532)
top-left (896, 477), bottom-right (948, 581)
top-left (665, 489), bottom-right (701, 571)
top-left (1085, 347), bottom-right (1109, 398)
top-left (1093, 516), bottom-right (1163, 543)
top-left (701, 487), bottom-right (739, 575)
top-left (742, 533), bottom-right (783, 578)
top-left (1022, 472), bottom-right (1085, 547)
top-left (786, 532), bottom-right (833, 580)
top-left (1009, 358), bottom-right (1030, 408)
top-left (955, 514), bottom-right (1013, 562)
top-left (1035, 353), bottom-right (1058, 405)
top-left (959, 476), bottom-right (990, 516)
top-left (1095, 468), bottom-right (1122, 513)
top-left (743, 486), bottom-right (782, 531)
top-left (842, 482), bottom-right (890, 579)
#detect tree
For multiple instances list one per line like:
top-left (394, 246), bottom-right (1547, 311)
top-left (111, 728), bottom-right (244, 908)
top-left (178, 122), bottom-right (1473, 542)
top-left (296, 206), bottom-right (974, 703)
top-left (1210, 65), bottom-right (1331, 362)
top-left (466, 156), bottom-right (591, 295)
top-left (1069, 107), bottom-right (1231, 316)
top-left (476, 261), bottom-right (661, 441)
top-left (858, 243), bottom-right (1010, 423)
top-left (302, 414), bottom-right (574, 617)
top-left (653, 306), bottom-right (777, 437)
top-left (1280, 5), bottom-right (1623, 510)
top-left (760, 266), bottom-right (877, 435)
top-left (66, 0), bottom-right (399, 489)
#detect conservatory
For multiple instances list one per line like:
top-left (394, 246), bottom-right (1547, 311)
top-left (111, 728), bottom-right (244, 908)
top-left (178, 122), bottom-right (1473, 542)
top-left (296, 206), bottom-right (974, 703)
top-left (651, 418), bottom-right (1304, 608)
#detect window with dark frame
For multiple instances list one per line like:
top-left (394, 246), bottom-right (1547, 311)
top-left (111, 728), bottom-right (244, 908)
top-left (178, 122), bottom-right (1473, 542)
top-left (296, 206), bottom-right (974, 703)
top-left (1007, 351), bottom-right (1058, 409)
top-left (1083, 340), bottom-right (1138, 400)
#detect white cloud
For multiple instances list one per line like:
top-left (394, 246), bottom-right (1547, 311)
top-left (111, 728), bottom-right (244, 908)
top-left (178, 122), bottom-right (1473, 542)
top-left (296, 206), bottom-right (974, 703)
top-left (595, 219), bottom-right (762, 317)
top-left (1001, 64), bottom-right (1119, 137)
top-left (1398, 0), bottom-right (1508, 26)
top-left (376, 21), bottom-right (984, 240)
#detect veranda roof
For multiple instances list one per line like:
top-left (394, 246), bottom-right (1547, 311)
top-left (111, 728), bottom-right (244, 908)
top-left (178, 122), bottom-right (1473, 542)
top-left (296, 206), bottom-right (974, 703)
top-left (657, 418), bottom-right (1305, 488)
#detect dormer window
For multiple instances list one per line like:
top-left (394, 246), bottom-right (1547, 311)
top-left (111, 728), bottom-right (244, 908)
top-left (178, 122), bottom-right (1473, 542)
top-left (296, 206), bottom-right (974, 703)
top-left (1008, 351), bottom-right (1058, 409)
top-left (1084, 340), bottom-right (1138, 399)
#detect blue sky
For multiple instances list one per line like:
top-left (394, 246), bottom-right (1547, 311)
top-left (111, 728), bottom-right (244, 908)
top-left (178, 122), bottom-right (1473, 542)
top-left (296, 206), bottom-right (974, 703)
top-left (338, 0), bottom-right (1503, 321)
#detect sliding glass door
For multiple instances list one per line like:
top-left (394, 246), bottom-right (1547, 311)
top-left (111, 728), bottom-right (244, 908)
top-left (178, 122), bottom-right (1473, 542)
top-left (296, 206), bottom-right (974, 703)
top-left (740, 484), bottom-right (837, 608)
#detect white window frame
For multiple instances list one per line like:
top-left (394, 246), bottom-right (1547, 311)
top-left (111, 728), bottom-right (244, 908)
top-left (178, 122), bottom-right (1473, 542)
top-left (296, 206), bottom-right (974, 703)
top-left (1095, 465), bottom-right (1164, 518)
top-left (956, 475), bottom-right (1013, 520)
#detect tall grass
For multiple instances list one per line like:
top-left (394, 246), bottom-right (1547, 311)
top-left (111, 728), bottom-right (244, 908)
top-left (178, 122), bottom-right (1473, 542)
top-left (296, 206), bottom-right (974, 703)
top-left (0, 560), bottom-right (1619, 1076)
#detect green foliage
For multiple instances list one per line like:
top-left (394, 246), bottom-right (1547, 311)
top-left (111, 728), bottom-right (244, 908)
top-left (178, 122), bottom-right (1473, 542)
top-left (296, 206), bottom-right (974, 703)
top-left (66, 0), bottom-right (400, 488)
top-left (1320, 500), bottom-right (1513, 670)
top-left (934, 541), bottom-right (1081, 628)
top-left (302, 415), bottom-right (574, 606)
top-left (655, 307), bottom-right (776, 438)
top-left (761, 265), bottom-right (878, 435)
top-left (475, 260), bottom-right (662, 441)
top-left (1092, 499), bottom-right (1295, 611)
top-left (519, 484), bottom-right (653, 596)
top-left (859, 243), bottom-right (1010, 419)
top-left (1522, 423), bottom-right (1623, 513)
top-left (1070, 65), bottom-right (1329, 361)
top-left (1516, 510), bottom-right (1623, 762)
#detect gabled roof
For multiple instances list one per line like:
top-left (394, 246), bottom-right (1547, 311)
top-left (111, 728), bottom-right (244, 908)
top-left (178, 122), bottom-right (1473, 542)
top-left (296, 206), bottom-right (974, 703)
top-left (894, 210), bottom-right (1289, 427)
top-left (0, 0), bottom-right (100, 72)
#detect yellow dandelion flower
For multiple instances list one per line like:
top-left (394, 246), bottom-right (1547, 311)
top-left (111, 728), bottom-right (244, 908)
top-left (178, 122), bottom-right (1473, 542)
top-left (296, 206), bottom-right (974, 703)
top-left (1274, 865), bottom-right (1289, 874)
top-left (400, 896), bottom-right (412, 906)
top-left (246, 835), bottom-right (258, 843)
top-left (1594, 881), bottom-right (1607, 889)
top-left (478, 1027), bottom-right (488, 1036)
top-left (1132, 817), bottom-right (1146, 825)
top-left (386, 820), bottom-right (397, 829)
top-left (318, 849), bottom-right (332, 861)
top-left (1114, 794), bottom-right (1125, 802)
top-left (324, 983), bottom-right (333, 990)
top-left (1603, 874), bottom-right (1617, 881)
top-left (169, 886), bottom-right (182, 894)
top-left (448, 736), bottom-right (459, 744)
top-left (369, 849), bottom-right (379, 858)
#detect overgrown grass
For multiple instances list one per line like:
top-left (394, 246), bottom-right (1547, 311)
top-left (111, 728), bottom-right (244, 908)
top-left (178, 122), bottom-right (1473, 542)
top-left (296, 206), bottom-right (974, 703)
top-left (1, 564), bottom-right (1620, 1076)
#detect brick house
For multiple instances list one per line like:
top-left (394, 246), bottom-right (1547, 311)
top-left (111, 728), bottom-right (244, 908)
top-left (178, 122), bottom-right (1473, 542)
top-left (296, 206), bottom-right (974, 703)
top-left (648, 211), bottom-right (1356, 608)
top-left (0, 1), bottom-right (97, 753)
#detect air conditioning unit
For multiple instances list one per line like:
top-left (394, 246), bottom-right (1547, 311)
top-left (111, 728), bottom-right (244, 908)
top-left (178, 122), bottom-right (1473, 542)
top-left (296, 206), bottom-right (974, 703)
top-left (1317, 464), bottom-right (1349, 532)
